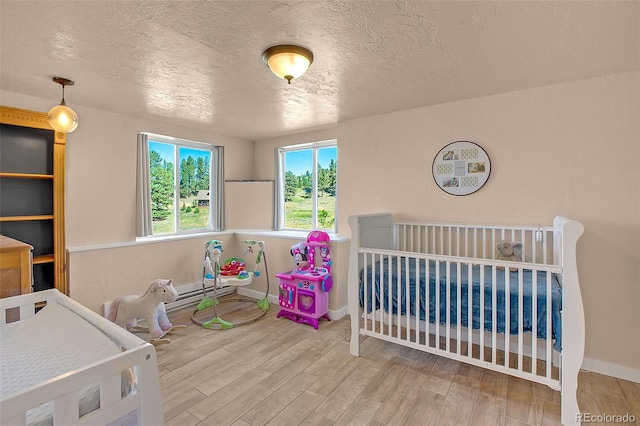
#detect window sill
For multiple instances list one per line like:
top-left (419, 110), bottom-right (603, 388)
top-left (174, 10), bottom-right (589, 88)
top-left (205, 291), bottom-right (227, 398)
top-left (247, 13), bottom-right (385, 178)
top-left (135, 230), bottom-right (236, 244)
top-left (67, 229), bottom-right (346, 253)
top-left (231, 229), bottom-right (348, 243)
top-left (68, 230), bottom-right (235, 253)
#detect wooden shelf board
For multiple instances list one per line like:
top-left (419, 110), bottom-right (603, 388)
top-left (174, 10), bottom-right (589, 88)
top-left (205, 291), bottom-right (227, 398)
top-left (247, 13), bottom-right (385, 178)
top-left (33, 254), bottom-right (54, 264)
top-left (0, 172), bottom-right (54, 180)
top-left (0, 215), bottom-right (54, 222)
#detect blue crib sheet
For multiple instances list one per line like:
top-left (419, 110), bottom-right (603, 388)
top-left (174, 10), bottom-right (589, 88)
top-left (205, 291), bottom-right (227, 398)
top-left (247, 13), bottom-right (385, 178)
top-left (359, 257), bottom-right (562, 351)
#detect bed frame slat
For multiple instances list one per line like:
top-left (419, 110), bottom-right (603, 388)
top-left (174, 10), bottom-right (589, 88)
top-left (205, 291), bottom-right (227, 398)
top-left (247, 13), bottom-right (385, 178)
top-left (0, 289), bottom-right (164, 426)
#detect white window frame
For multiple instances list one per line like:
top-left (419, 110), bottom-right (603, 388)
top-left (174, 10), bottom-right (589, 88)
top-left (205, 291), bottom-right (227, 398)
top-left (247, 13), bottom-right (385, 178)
top-left (275, 139), bottom-right (337, 233)
top-left (136, 132), bottom-right (224, 237)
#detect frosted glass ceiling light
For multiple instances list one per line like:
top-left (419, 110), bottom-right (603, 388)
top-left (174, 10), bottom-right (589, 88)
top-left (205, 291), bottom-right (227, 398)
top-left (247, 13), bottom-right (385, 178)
top-left (48, 77), bottom-right (78, 133)
top-left (262, 45), bottom-right (314, 84)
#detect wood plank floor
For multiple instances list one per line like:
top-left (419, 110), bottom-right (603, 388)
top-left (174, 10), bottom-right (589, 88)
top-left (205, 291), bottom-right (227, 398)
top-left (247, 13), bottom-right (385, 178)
top-left (155, 301), bottom-right (639, 426)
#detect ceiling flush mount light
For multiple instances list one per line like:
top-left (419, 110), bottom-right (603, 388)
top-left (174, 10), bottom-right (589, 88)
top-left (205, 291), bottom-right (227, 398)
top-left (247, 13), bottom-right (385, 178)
top-left (262, 44), bottom-right (314, 84)
top-left (48, 77), bottom-right (78, 133)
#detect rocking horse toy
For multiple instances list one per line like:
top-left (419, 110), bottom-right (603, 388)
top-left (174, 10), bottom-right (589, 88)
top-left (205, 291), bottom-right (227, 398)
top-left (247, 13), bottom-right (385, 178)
top-left (106, 278), bottom-right (186, 345)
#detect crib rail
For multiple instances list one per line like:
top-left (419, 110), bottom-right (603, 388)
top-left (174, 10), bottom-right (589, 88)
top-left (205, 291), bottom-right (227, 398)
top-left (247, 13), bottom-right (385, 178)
top-left (348, 214), bottom-right (584, 426)
top-left (358, 249), bottom-right (562, 389)
top-left (393, 221), bottom-right (556, 265)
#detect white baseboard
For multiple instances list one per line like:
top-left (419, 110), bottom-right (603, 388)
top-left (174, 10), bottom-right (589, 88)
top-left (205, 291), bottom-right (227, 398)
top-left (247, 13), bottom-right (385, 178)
top-left (166, 281), bottom-right (234, 312)
top-left (330, 305), bottom-right (349, 320)
top-left (582, 357), bottom-right (640, 383)
top-left (237, 287), bottom-right (277, 304)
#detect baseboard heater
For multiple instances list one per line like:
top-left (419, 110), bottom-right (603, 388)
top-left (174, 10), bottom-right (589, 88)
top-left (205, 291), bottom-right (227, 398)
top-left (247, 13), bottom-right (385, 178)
top-left (165, 282), bottom-right (235, 313)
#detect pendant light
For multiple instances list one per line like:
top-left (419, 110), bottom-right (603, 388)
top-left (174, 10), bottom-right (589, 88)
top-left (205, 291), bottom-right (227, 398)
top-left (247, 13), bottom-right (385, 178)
top-left (48, 77), bottom-right (79, 133)
top-left (262, 45), bottom-right (314, 84)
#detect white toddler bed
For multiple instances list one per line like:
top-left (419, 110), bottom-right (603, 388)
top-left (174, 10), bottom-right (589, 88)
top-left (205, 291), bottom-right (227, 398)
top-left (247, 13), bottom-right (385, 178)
top-left (0, 289), bottom-right (164, 426)
top-left (348, 213), bottom-right (584, 425)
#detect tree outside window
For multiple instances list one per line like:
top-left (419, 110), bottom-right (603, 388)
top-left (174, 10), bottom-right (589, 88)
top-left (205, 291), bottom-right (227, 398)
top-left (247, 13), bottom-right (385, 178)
top-left (280, 142), bottom-right (337, 231)
top-left (149, 141), bottom-right (212, 234)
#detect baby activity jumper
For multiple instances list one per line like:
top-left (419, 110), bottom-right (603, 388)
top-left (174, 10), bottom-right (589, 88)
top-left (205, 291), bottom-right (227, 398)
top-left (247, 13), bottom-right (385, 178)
top-left (192, 239), bottom-right (271, 329)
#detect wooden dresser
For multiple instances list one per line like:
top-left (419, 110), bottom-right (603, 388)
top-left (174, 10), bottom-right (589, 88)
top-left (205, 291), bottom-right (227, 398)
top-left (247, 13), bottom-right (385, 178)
top-left (0, 234), bottom-right (33, 298)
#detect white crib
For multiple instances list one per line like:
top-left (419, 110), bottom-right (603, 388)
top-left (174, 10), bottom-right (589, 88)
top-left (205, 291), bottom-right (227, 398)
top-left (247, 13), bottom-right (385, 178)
top-left (0, 289), bottom-right (164, 426)
top-left (347, 213), bottom-right (584, 425)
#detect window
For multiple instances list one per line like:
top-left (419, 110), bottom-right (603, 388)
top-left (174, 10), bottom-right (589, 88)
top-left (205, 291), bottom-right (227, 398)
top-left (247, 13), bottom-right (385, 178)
top-left (276, 140), bottom-right (337, 232)
top-left (137, 132), bottom-right (224, 237)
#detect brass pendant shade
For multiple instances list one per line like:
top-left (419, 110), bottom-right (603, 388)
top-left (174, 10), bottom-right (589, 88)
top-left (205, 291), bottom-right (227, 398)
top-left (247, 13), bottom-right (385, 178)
top-left (48, 77), bottom-right (78, 133)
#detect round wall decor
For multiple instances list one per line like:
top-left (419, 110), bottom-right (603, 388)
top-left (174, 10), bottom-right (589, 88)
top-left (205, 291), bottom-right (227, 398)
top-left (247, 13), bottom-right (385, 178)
top-left (432, 141), bottom-right (491, 196)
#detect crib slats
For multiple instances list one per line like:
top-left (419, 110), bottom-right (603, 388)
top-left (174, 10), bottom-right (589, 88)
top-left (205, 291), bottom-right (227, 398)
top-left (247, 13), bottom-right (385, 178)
top-left (363, 254), bottom-right (369, 333)
top-left (425, 259), bottom-right (431, 348)
top-left (492, 229), bottom-right (497, 259)
top-left (435, 260), bottom-right (441, 349)
top-left (467, 263), bottom-right (473, 359)
top-left (482, 228), bottom-right (487, 259)
top-left (445, 261), bottom-right (451, 353)
top-left (492, 265), bottom-right (498, 365)
top-left (456, 262), bottom-right (462, 355)
top-left (396, 254), bottom-right (402, 338)
top-left (382, 254), bottom-right (387, 335)
top-left (546, 271), bottom-right (553, 380)
top-left (356, 219), bottom-right (562, 395)
top-left (405, 256), bottom-right (410, 340)
top-left (480, 265), bottom-right (485, 361)
top-left (393, 220), bottom-right (554, 265)
top-left (394, 254), bottom-right (400, 338)
top-left (387, 255), bottom-right (393, 337)
top-left (532, 269), bottom-right (538, 377)
top-left (395, 254), bottom-right (400, 338)
top-left (380, 254), bottom-right (383, 335)
top-left (518, 268), bottom-right (524, 372)
top-left (414, 257), bottom-right (420, 344)
top-left (372, 254), bottom-right (378, 333)
top-left (505, 266), bottom-right (511, 367)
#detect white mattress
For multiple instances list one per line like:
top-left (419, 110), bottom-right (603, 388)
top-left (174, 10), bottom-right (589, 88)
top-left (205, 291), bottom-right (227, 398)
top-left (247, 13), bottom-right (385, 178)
top-left (0, 301), bottom-right (132, 425)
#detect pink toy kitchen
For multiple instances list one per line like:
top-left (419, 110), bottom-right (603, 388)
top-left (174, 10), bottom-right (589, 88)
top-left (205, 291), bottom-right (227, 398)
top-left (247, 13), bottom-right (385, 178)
top-left (276, 230), bottom-right (333, 329)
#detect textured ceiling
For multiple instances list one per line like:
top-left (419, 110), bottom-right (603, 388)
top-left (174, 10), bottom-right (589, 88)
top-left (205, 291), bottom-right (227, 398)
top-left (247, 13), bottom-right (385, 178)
top-left (1, 1), bottom-right (638, 141)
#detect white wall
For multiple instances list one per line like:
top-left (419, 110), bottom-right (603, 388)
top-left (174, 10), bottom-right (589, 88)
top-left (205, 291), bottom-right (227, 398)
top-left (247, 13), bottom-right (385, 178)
top-left (225, 181), bottom-right (274, 229)
top-left (335, 71), bottom-right (640, 374)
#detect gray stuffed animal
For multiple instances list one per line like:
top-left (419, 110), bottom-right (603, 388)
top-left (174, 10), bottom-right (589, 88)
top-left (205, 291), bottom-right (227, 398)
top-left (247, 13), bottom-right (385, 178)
top-left (496, 241), bottom-right (522, 262)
